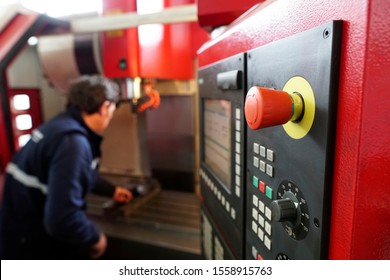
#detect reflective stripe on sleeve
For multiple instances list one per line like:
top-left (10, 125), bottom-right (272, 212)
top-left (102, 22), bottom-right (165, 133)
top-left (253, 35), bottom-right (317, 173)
top-left (6, 162), bottom-right (48, 195)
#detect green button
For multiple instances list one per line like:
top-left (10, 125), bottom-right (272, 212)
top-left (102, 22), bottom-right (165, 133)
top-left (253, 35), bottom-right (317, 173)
top-left (265, 186), bottom-right (273, 199)
top-left (252, 176), bottom-right (259, 188)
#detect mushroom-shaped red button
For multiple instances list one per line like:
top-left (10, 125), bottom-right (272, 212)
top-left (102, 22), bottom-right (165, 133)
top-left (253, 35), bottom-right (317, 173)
top-left (244, 87), bottom-right (293, 130)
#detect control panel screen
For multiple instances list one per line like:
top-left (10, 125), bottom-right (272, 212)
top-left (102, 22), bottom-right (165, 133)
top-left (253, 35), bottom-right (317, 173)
top-left (204, 99), bottom-right (231, 191)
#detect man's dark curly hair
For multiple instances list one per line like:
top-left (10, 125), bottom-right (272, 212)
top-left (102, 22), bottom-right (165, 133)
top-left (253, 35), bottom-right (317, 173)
top-left (67, 75), bottom-right (120, 114)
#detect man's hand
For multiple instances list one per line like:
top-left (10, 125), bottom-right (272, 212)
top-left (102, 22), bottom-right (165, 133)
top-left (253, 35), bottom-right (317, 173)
top-left (113, 186), bottom-right (133, 203)
top-left (89, 232), bottom-right (107, 259)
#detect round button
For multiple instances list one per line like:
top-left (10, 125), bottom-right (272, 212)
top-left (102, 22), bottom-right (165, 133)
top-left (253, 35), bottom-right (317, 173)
top-left (244, 87), bottom-right (293, 130)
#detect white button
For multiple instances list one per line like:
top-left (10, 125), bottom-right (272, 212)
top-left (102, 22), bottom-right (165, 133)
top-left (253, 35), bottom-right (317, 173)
top-left (236, 142), bottom-right (240, 153)
top-left (264, 236), bottom-right (272, 250)
top-left (231, 208), bottom-right (236, 220)
top-left (257, 227), bottom-right (264, 241)
top-left (225, 201), bottom-right (230, 212)
top-left (217, 191), bottom-right (221, 200)
top-left (266, 164), bottom-right (274, 177)
top-left (253, 156), bottom-right (259, 168)
top-left (236, 131), bottom-right (240, 142)
top-left (235, 164), bottom-right (240, 176)
top-left (252, 246), bottom-right (257, 259)
top-left (253, 143), bottom-right (259, 154)
top-left (258, 200), bottom-right (265, 213)
top-left (235, 153), bottom-right (241, 165)
top-left (260, 146), bottom-right (266, 157)
top-left (252, 221), bottom-right (258, 233)
top-left (236, 108), bottom-right (241, 120)
top-left (258, 214), bottom-right (265, 227)
top-left (266, 149), bottom-right (274, 162)
top-left (265, 206), bottom-right (272, 220)
top-left (236, 120), bottom-right (241, 131)
top-left (252, 208), bottom-right (259, 221)
top-left (265, 221), bottom-right (272, 235)
top-left (260, 160), bottom-right (266, 172)
top-left (221, 196), bottom-right (226, 205)
top-left (235, 175), bottom-right (240, 186)
top-left (253, 195), bottom-right (259, 207)
top-left (235, 186), bottom-right (240, 197)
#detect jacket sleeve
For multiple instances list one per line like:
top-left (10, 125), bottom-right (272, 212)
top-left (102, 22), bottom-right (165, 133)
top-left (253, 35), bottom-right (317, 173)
top-left (92, 175), bottom-right (116, 197)
top-left (43, 134), bottom-right (100, 247)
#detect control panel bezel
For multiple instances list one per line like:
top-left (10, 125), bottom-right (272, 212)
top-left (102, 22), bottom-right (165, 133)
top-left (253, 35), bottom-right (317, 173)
top-left (199, 53), bottom-right (246, 259)
top-left (245, 21), bottom-right (342, 260)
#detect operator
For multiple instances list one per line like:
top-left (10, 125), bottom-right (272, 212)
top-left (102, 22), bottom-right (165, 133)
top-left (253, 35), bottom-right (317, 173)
top-left (0, 75), bottom-right (132, 259)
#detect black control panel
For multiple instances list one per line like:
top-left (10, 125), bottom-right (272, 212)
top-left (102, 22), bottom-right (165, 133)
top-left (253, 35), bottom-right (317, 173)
top-left (201, 205), bottom-right (235, 260)
top-left (245, 21), bottom-right (342, 260)
top-left (199, 53), bottom-right (246, 259)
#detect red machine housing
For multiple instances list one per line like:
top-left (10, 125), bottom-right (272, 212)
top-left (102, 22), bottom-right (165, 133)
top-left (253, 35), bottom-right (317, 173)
top-left (197, 0), bottom-right (263, 30)
top-left (102, 0), bottom-right (209, 79)
top-left (0, 11), bottom-right (68, 171)
top-left (197, 0), bottom-right (390, 259)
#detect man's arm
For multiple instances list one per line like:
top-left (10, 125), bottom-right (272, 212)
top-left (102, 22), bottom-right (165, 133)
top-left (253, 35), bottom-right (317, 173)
top-left (43, 134), bottom-right (103, 255)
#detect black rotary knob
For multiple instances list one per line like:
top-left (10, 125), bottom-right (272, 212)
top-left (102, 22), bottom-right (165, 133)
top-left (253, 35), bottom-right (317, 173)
top-left (271, 198), bottom-right (297, 222)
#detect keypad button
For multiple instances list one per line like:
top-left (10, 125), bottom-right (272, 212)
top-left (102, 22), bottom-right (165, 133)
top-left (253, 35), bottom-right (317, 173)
top-left (231, 208), bottom-right (236, 220)
top-left (235, 153), bottom-right (241, 165)
top-left (264, 236), bottom-right (272, 250)
top-left (258, 227), bottom-right (264, 241)
top-left (258, 200), bottom-right (265, 213)
top-left (260, 160), bottom-right (266, 172)
top-left (225, 201), bottom-right (230, 212)
top-left (258, 214), bottom-right (265, 227)
top-left (236, 131), bottom-right (241, 142)
top-left (236, 108), bottom-right (241, 120)
top-left (266, 149), bottom-right (275, 162)
top-left (266, 185), bottom-right (273, 199)
top-left (259, 180), bottom-right (266, 193)
top-left (253, 143), bottom-right (259, 154)
top-left (260, 146), bottom-right (266, 157)
top-left (236, 120), bottom-right (241, 131)
top-left (252, 221), bottom-right (258, 233)
top-left (253, 156), bottom-right (259, 168)
top-left (236, 175), bottom-right (240, 186)
top-left (235, 164), bottom-right (240, 176)
top-left (252, 208), bottom-right (259, 221)
top-left (265, 206), bottom-right (272, 220)
top-left (252, 176), bottom-right (259, 188)
top-left (266, 164), bottom-right (274, 177)
top-left (252, 246), bottom-right (257, 259)
top-left (265, 221), bottom-right (272, 235)
top-left (235, 186), bottom-right (240, 197)
top-left (253, 195), bottom-right (259, 207)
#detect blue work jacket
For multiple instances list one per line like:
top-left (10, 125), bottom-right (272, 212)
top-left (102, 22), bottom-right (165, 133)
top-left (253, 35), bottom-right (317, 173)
top-left (0, 106), bottom-right (114, 259)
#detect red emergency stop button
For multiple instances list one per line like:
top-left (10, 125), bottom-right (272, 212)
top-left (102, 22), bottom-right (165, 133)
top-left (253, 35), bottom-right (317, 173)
top-left (244, 87), bottom-right (302, 130)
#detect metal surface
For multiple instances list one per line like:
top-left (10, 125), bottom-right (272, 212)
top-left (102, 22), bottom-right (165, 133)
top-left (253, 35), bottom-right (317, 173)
top-left (87, 190), bottom-right (201, 258)
top-left (99, 103), bottom-right (152, 178)
top-left (198, 0), bottom-right (390, 259)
